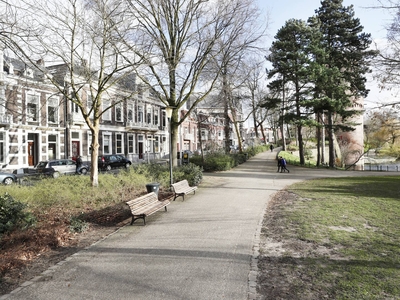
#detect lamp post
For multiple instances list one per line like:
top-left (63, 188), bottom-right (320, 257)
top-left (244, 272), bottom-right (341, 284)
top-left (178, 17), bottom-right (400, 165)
top-left (165, 106), bottom-right (173, 188)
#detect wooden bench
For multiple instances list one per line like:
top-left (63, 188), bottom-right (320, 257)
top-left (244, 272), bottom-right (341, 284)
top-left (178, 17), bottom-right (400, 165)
top-left (171, 179), bottom-right (197, 201)
top-left (126, 192), bottom-right (170, 225)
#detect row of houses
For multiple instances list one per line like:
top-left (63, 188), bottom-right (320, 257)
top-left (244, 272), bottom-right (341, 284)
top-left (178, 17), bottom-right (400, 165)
top-left (0, 50), bottom-right (243, 171)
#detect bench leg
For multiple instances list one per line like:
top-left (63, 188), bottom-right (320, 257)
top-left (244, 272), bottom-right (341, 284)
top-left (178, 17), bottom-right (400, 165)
top-left (173, 193), bottom-right (184, 201)
top-left (131, 215), bottom-right (146, 225)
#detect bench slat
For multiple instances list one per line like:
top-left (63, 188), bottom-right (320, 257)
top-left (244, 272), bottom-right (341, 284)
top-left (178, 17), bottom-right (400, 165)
top-left (171, 180), bottom-right (197, 201)
top-left (126, 192), bottom-right (170, 225)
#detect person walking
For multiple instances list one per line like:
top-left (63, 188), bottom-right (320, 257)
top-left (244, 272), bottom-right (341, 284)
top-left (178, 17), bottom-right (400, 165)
top-left (76, 156), bottom-right (83, 173)
top-left (269, 144), bottom-right (274, 152)
top-left (277, 156), bottom-right (282, 172)
top-left (280, 157), bottom-right (290, 173)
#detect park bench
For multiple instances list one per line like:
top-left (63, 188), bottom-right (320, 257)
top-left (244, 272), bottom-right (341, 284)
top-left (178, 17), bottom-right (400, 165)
top-left (126, 192), bottom-right (170, 225)
top-left (171, 179), bottom-right (197, 201)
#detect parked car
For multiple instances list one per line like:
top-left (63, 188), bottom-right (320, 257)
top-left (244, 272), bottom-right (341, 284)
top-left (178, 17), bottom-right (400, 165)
top-left (98, 155), bottom-right (132, 171)
top-left (0, 172), bottom-right (17, 185)
top-left (36, 159), bottom-right (89, 178)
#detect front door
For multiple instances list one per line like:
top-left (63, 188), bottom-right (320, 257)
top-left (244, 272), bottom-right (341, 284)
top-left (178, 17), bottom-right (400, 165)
top-left (28, 142), bottom-right (35, 166)
top-left (72, 141), bottom-right (80, 160)
top-left (138, 142), bottom-right (143, 159)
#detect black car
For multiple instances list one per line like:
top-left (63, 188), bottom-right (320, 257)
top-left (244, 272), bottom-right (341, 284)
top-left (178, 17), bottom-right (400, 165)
top-left (98, 155), bottom-right (132, 171)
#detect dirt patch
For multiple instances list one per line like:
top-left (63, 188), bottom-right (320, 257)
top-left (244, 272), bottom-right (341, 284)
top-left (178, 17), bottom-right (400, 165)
top-left (256, 190), bottom-right (340, 300)
top-left (0, 191), bottom-right (173, 296)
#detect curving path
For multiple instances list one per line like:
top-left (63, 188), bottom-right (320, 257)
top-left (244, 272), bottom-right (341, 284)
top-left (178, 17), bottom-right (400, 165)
top-left (2, 150), bottom-right (388, 300)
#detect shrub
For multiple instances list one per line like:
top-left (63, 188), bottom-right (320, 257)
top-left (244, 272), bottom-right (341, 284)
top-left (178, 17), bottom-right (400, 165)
top-left (0, 193), bottom-right (36, 236)
top-left (69, 215), bottom-right (89, 233)
top-left (131, 162), bottom-right (203, 187)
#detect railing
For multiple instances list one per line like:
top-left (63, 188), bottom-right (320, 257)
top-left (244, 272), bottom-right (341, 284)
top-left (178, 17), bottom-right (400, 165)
top-left (0, 114), bottom-right (13, 125)
top-left (126, 121), bottom-right (159, 131)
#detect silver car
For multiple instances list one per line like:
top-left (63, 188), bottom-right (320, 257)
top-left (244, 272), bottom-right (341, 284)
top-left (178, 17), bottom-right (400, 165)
top-left (36, 159), bottom-right (88, 178)
top-left (0, 172), bottom-right (17, 185)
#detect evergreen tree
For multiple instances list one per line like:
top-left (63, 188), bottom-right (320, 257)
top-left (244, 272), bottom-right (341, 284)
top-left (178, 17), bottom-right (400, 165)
top-left (267, 19), bottom-right (318, 165)
top-left (309, 0), bottom-right (377, 167)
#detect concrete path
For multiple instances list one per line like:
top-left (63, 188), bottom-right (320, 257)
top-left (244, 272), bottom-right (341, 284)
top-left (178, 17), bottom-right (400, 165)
top-left (2, 150), bottom-right (385, 300)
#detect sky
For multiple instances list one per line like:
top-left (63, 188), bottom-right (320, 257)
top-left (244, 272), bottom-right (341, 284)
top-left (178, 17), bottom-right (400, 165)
top-left (255, 0), bottom-right (395, 109)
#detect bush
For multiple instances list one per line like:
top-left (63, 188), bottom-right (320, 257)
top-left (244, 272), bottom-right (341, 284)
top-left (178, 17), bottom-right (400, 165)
top-left (0, 193), bottom-right (35, 236)
top-left (131, 162), bottom-right (203, 187)
top-left (189, 145), bottom-right (269, 172)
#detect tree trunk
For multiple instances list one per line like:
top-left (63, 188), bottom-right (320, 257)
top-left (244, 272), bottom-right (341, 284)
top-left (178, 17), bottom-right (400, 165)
top-left (327, 111), bottom-right (335, 167)
top-left (298, 125), bottom-right (305, 165)
top-left (90, 125), bottom-right (100, 187)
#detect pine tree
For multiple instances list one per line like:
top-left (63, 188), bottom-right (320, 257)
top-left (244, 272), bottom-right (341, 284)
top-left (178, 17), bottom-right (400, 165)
top-left (309, 0), bottom-right (377, 167)
top-left (267, 19), bottom-right (318, 165)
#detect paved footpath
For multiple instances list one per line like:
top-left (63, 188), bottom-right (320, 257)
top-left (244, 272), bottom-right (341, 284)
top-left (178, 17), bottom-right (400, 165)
top-left (2, 151), bottom-right (386, 300)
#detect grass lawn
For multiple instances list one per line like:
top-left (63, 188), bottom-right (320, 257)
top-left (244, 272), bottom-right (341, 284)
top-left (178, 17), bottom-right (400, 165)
top-left (259, 176), bottom-right (400, 299)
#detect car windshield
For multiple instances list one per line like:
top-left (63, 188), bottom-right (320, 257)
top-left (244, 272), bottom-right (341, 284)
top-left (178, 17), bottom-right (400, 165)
top-left (36, 161), bottom-right (48, 168)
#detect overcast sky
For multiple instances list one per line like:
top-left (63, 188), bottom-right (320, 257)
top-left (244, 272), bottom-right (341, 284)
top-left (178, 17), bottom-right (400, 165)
top-left (256, 0), bottom-right (395, 108)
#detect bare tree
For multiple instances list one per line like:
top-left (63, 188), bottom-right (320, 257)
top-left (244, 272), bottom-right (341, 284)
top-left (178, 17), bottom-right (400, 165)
top-left (123, 0), bottom-right (232, 166)
top-left (2, 0), bottom-right (141, 186)
top-left (124, 0), bottom-right (267, 162)
top-left (211, 0), bottom-right (267, 153)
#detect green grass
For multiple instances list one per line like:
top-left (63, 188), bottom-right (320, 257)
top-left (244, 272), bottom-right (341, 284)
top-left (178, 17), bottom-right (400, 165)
top-left (273, 176), bottom-right (400, 299)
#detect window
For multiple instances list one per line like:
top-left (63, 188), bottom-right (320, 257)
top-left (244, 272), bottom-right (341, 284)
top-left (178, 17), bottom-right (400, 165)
top-left (87, 94), bottom-right (94, 119)
top-left (115, 133), bottom-right (123, 154)
top-left (27, 94), bottom-right (39, 122)
top-left (0, 132), bottom-right (4, 163)
top-left (47, 97), bottom-right (58, 124)
top-left (115, 102), bottom-right (123, 122)
top-left (154, 136), bottom-right (159, 153)
top-left (162, 111), bottom-right (166, 127)
top-left (138, 105), bottom-right (143, 122)
top-left (102, 100), bottom-right (111, 121)
top-left (127, 102), bottom-right (134, 122)
top-left (103, 134), bottom-right (111, 154)
top-left (147, 107), bottom-right (152, 124)
top-left (88, 133), bottom-right (92, 153)
top-left (147, 135), bottom-right (153, 152)
top-left (128, 134), bottom-right (134, 153)
top-left (70, 92), bottom-right (79, 113)
top-left (154, 109), bottom-right (159, 125)
top-left (0, 97), bottom-right (5, 115)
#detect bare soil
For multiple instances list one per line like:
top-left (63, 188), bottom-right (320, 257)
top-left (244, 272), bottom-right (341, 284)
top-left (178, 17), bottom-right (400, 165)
top-left (256, 190), bottom-right (339, 300)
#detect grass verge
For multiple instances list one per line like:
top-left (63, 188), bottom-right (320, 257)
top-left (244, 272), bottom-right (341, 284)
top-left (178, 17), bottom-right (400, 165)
top-left (259, 176), bottom-right (400, 299)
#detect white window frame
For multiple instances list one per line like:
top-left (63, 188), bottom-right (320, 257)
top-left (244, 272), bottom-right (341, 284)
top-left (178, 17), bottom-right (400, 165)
top-left (27, 93), bottom-right (39, 122)
top-left (103, 133), bottom-right (112, 154)
top-left (87, 94), bottom-right (94, 119)
top-left (87, 132), bottom-right (92, 153)
top-left (127, 102), bottom-right (134, 122)
top-left (47, 96), bottom-right (59, 124)
top-left (102, 99), bottom-right (111, 121)
top-left (154, 108), bottom-right (159, 125)
top-left (138, 105), bottom-right (144, 123)
top-left (0, 132), bottom-right (4, 163)
top-left (128, 134), bottom-right (135, 154)
top-left (154, 136), bottom-right (159, 153)
top-left (147, 106), bottom-right (152, 124)
top-left (115, 133), bottom-right (123, 154)
top-left (115, 102), bottom-right (123, 122)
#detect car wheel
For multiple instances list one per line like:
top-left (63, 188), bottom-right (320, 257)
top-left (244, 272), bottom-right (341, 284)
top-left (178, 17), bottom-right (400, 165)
top-left (53, 172), bottom-right (60, 178)
top-left (3, 177), bottom-right (14, 185)
top-left (80, 168), bottom-right (88, 175)
top-left (106, 165), bottom-right (112, 171)
top-left (125, 163), bottom-right (131, 169)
